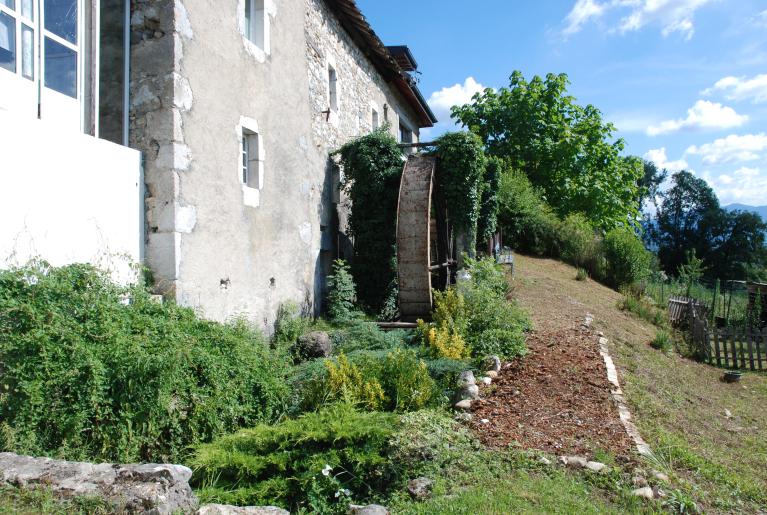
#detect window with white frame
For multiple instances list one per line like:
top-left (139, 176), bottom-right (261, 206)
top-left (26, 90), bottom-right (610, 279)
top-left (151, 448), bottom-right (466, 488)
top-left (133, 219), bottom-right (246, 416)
top-left (371, 108), bottom-right (379, 130)
top-left (0, 0), bottom-right (84, 129)
top-left (243, 0), bottom-right (267, 51)
top-left (328, 64), bottom-right (338, 112)
top-left (241, 127), bottom-right (263, 191)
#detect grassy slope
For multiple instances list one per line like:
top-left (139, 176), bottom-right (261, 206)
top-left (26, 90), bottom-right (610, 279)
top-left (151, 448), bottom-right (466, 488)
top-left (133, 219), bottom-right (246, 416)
top-left (512, 254), bottom-right (767, 514)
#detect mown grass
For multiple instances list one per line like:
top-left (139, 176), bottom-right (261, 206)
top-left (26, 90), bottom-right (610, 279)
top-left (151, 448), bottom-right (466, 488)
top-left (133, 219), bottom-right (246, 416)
top-left (388, 448), bottom-right (650, 514)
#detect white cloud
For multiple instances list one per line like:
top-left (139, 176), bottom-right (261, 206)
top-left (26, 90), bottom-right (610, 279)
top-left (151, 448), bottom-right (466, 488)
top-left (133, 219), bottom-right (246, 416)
top-left (686, 133), bottom-right (767, 165)
top-left (563, 0), bottom-right (606, 36)
top-left (755, 9), bottom-right (767, 28)
top-left (643, 147), bottom-right (690, 172)
top-left (561, 0), bottom-right (714, 39)
top-left (702, 167), bottom-right (767, 206)
top-left (427, 77), bottom-right (486, 123)
top-left (646, 100), bottom-right (748, 136)
top-left (702, 74), bottom-right (767, 104)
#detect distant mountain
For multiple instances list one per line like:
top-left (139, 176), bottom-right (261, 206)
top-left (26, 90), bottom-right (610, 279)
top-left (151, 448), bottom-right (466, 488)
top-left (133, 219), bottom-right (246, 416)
top-left (725, 204), bottom-right (767, 221)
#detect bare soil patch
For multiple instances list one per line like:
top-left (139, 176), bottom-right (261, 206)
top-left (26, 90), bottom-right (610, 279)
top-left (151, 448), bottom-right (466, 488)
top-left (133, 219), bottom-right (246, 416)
top-left (469, 324), bottom-right (634, 459)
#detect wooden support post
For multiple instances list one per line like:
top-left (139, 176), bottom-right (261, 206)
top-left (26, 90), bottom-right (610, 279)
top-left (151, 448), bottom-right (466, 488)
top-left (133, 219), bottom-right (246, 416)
top-left (714, 328), bottom-right (722, 367)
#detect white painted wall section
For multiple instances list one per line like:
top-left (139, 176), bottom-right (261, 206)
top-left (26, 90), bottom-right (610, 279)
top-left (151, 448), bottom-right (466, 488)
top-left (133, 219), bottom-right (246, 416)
top-left (0, 109), bottom-right (143, 282)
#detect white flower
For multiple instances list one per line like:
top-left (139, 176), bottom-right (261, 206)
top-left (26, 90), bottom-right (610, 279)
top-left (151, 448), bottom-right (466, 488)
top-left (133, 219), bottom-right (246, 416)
top-left (321, 464), bottom-right (333, 477)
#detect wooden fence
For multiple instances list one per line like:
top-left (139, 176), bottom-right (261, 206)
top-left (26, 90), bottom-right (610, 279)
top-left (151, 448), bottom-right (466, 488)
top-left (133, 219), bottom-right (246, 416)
top-left (672, 297), bottom-right (767, 372)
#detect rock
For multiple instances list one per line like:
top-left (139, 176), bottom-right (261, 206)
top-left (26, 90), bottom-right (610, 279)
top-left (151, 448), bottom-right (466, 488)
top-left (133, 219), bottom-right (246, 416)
top-left (294, 331), bottom-right (332, 358)
top-left (652, 486), bottom-right (667, 499)
top-left (479, 377), bottom-right (492, 385)
top-left (632, 486), bottom-right (654, 499)
top-left (484, 355), bottom-right (502, 373)
top-left (457, 370), bottom-right (476, 387)
top-left (480, 418), bottom-right (490, 424)
top-left (485, 370), bottom-right (499, 379)
top-left (585, 461), bottom-right (608, 473)
top-left (406, 477), bottom-right (433, 500)
top-left (597, 331), bottom-right (605, 337)
top-left (349, 504), bottom-right (389, 515)
top-left (558, 456), bottom-right (588, 468)
top-left (652, 470), bottom-right (669, 482)
top-left (724, 409), bottom-right (733, 419)
top-left (455, 384), bottom-right (480, 401)
top-left (0, 452), bottom-right (197, 514)
top-left (537, 457), bottom-right (552, 466)
top-left (454, 399), bottom-right (473, 410)
top-left (198, 505), bottom-right (289, 515)
top-left (632, 476), bottom-right (648, 488)
top-left (454, 412), bottom-right (472, 422)
top-left (598, 337), bottom-right (609, 346)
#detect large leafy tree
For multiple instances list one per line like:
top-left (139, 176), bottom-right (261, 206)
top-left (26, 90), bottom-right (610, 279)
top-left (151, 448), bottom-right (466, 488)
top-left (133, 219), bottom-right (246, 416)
top-left (651, 170), bottom-right (767, 280)
top-left (452, 71), bottom-right (643, 231)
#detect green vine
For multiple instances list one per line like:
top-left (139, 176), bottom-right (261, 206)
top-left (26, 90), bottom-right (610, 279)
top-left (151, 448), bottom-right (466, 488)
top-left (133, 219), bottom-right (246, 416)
top-left (334, 128), bottom-right (403, 312)
top-left (433, 131), bottom-right (487, 252)
top-left (477, 156), bottom-right (501, 245)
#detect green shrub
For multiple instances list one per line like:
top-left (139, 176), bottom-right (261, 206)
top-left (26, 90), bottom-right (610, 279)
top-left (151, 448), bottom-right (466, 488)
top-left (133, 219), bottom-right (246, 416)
top-left (191, 403), bottom-right (398, 512)
top-left (619, 292), bottom-right (667, 328)
top-left (651, 330), bottom-right (673, 352)
top-left (326, 259), bottom-right (360, 322)
top-left (422, 357), bottom-right (473, 394)
top-left (274, 302), bottom-right (310, 348)
top-left (603, 228), bottom-right (652, 288)
top-left (0, 262), bottom-right (290, 463)
top-left (464, 256), bottom-right (509, 297)
top-left (331, 321), bottom-right (406, 354)
top-left (460, 282), bottom-right (530, 360)
top-left (388, 409), bottom-right (476, 477)
top-left (297, 349), bottom-right (436, 413)
top-left (575, 268), bottom-right (588, 281)
top-left (497, 169), bottom-right (559, 256)
top-left (557, 213), bottom-right (595, 267)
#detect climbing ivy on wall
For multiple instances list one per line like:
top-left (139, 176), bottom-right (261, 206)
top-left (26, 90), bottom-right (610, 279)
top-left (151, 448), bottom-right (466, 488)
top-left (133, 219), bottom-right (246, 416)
top-left (433, 132), bottom-right (487, 253)
top-left (335, 128), bottom-right (403, 313)
top-left (477, 156), bottom-right (501, 245)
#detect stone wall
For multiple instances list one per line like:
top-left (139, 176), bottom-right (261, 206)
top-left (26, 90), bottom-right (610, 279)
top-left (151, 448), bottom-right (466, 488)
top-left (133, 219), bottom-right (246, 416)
top-left (0, 452), bottom-right (290, 514)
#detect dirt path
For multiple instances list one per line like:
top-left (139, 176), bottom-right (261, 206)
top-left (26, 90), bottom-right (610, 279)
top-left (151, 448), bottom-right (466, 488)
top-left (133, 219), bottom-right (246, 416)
top-left (468, 255), bottom-right (642, 459)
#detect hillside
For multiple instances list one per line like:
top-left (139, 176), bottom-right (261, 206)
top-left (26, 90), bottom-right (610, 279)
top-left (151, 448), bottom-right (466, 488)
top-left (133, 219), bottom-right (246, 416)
top-left (512, 254), bottom-right (767, 513)
top-left (725, 203), bottom-right (767, 221)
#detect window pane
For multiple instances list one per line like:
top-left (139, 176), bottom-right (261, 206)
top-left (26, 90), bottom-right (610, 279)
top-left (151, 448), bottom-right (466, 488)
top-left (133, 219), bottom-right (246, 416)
top-left (0, 0), bottom-right (15, 10)
top-left (44, 37), bottom-right (77, 97)
top-left (0, 12), bottom-right (16, 73)
top-left (44, 0), bottom-right (77, 44)
top-left (21, 0), bottom-right (32, 19)
top-left (21, 24), bottom-right (32, 79)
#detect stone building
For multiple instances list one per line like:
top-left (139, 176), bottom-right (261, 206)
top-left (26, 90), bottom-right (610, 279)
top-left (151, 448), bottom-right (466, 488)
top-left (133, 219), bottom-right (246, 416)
top-left (0, 0), bottom-right (435, 330)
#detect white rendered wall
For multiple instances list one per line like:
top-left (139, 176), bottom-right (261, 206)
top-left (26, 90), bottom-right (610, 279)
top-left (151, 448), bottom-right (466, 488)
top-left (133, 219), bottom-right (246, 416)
top-left (0, 109), bottom-right (143, 283)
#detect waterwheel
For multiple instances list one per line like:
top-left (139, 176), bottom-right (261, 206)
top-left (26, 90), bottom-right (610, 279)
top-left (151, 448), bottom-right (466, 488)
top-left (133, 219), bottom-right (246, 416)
top-left (396, 154), bottom-right (451, 321)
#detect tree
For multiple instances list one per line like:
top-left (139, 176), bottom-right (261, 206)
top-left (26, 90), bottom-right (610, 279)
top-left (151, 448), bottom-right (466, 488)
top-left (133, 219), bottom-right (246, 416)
top-left (452, 71), bottom-right (643, 231)
top-left (652, 170), bottom-right (767, 280)
top-left (652, 170), bottom-right (720, 277)
top-left (638, 159), bottom-right (668, 210)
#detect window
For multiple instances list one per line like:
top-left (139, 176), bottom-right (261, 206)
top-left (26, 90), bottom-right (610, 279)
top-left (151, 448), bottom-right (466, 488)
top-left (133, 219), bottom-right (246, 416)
top-left (399, 123), bottom-right (413, 144)
top-left (244, 0), bottom-right (267, 51)
top-left (0, 0), bottom-right (35, 79)
top-left (328, 64), bottom-right (338, 112)
top-left (371, 108), bottom-right (379, 130)
top-left (241, 128), bottom-right (262, 190)
top-left (383, 104), bottom-right (389, 123)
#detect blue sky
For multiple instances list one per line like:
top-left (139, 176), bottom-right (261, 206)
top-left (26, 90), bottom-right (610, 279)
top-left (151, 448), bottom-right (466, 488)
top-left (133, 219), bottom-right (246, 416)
top-left (357, 0), bottom-right (767, 206)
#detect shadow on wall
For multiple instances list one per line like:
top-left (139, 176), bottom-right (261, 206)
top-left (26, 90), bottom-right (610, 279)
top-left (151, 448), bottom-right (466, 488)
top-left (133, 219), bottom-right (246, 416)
top-left (312, 157), bottom-right (348, 318)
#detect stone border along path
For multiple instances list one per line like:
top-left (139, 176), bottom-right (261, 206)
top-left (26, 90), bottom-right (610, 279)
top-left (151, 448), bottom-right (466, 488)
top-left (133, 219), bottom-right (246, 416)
top-left (583, 313), bottom-right (652, 457)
